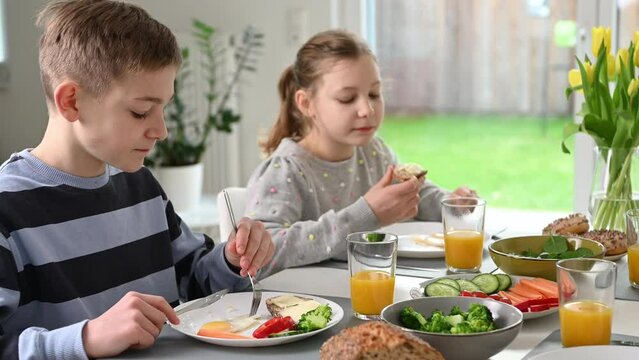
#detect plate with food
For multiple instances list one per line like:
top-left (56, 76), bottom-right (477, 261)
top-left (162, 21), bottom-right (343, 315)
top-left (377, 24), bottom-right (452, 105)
top-left (377, 221), bottom-right (445, 258)
top-left (170, 291), bottom-right (344, 347)
top-left (410, 273), bottom-right (560, 320)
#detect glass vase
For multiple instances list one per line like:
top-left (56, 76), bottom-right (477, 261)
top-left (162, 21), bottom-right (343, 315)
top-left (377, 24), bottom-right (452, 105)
top-left (588, 146), bottom-right (639, 231)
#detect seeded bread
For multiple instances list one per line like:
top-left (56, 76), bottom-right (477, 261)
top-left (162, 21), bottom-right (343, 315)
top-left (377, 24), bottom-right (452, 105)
top-left (393, 163), bottom-right (427, 182)
top-left (265, 295), bottom-right (320, 322)
top-left (542, 213), bottom-right (589, 235)
top-left (581, 229), bottom-right (628, 255)
top-left (319, 321), bottom-right (444, 360)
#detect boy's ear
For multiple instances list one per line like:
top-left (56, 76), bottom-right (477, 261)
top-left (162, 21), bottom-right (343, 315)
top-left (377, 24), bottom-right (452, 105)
top-left (294, 89), bottom-right (314, 119)
top-left (53, 81), bottom-right (81, 122)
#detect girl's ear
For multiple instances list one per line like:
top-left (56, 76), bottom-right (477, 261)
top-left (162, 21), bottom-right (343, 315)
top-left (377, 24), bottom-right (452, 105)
top-left (53, 80), bottom-right (81, 122)
top-left (294, 89), bottom-right (314, 119)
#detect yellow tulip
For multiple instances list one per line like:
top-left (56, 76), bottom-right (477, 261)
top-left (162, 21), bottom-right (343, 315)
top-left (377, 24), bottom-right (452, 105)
top-left (635, 45), bottom-right (639, 68)
top-left (607, 53), bottom-right (615, 78)
top-left (616, 48), bottom-right (629, 74)
top-left (592, 27), bottom-right (612, 56)
top-left (628, 78), bottom-right (639, 98)
top-left (568, 61), bottom-right (594, 89)
top-left (635, 31), bottom-right (639, 48)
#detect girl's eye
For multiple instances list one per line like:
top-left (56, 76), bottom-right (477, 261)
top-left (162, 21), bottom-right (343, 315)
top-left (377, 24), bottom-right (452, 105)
top-left (337, 97), bottom-right (355, 104)
top-left (131, 111), bottom-right (148, 119)
top-left (369, 93), bottom-right (380, 99)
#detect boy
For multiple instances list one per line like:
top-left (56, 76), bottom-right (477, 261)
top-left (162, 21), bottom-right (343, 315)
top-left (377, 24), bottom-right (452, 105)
top-left (0, 1), bottom-right (274, 359)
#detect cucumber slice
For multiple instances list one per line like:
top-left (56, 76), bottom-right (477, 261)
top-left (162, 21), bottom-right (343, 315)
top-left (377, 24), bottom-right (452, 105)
top-left (456, 279), bottom-right (481, 292)
top-left (424, 282), bottom-right (461, 297)
top-left (471, 274), bottom-right (500, 294)
top-left (435, 278), bottom-right (461, 291)
top-left (495, 274), bottom-right (513, 291)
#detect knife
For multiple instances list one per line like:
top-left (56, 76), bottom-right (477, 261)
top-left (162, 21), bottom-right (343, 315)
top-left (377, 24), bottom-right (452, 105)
top-left (175, 288), bottom-right (229, 316)
top-left (610, 339), bottom-right (639, 347)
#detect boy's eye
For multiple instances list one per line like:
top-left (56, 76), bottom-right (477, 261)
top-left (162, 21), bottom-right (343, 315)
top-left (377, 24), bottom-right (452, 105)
top-left (131, 111), bottom-right (149, 119)
top-left (369, 93), bottom-right (380, 99)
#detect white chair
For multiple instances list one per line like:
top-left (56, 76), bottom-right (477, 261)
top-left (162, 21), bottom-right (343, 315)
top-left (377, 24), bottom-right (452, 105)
top-left (217, 187), bottom-right (248, 243)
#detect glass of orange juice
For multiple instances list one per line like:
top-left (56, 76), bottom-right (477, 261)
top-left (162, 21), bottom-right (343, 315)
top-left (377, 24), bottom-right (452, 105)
top-left (347, 232), bottom-right (397, 320)
top-left (626, 209), bottom-right (639, 289)
top-left (557, 258), bottom-right (616, 347)
top-left (441, 197), bottom-right (486, 273)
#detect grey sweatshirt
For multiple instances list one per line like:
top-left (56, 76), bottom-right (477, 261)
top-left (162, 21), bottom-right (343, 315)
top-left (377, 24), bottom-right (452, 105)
top-left (245, 137), bottom-right (450, 278)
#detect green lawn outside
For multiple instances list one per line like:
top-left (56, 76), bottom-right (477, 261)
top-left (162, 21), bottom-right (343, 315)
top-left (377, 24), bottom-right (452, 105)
top-left (377, 114), bottom-right (575, 211)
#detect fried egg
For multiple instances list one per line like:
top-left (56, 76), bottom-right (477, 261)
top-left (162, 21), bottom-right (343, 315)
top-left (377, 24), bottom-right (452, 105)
top-left (200, 314), bottom-right (261, 333)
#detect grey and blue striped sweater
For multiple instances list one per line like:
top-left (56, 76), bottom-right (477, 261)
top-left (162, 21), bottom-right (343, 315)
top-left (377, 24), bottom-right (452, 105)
top-left (0, 149), bottom-right (248, 359)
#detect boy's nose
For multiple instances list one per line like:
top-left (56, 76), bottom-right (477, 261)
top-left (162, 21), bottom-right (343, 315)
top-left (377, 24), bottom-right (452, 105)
top-left (148, 115), bottom-right (168, 140)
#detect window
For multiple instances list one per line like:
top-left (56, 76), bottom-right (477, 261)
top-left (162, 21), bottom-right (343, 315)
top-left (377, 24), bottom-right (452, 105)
top-left (0, 0), bottom-right (8, 86)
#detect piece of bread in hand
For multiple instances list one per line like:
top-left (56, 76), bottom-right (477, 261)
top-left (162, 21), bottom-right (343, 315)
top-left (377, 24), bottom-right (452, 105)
top-left (394, 163), bottom-right (427, 182)
top-left (542, 213), bottom-right (589, 235)
top-left (581, 229), bottom-right (628, 256)
top-left (319, 321), bottom-right (444, 360)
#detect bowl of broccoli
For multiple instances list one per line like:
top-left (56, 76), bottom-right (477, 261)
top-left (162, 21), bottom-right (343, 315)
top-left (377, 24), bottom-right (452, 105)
top-left (381, 296), bottom-right (523, 360)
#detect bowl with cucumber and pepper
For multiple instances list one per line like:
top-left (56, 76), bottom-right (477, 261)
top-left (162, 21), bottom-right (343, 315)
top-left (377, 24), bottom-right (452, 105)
top-left (410, 272), bottom-right (561, 320)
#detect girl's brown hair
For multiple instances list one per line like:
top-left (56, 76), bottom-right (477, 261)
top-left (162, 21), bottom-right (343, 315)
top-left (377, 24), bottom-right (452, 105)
top-left (36, 0), bottom-right (182, 102)
top-left (260, 29), bottom-right (374, 155)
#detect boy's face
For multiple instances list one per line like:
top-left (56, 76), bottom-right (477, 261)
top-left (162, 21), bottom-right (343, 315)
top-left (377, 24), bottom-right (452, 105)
top-left (75, 66), bottom-right (177, 173)
top-left (306, 56), bottom-right (384, 149)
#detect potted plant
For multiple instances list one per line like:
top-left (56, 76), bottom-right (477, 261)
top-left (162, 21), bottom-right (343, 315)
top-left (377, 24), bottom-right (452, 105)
top-left (146, 19), bottom-right (263, 211)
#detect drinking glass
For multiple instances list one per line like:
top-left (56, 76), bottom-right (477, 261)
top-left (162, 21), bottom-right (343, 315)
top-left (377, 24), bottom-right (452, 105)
top-left (557, 258), bottom-right (616, 347)
top-left (441, 197), bottom-right (486, 273)
top-left (347, 232), bottom-right (398, 320)
top-left (626, 209), bottom-right (639, 289)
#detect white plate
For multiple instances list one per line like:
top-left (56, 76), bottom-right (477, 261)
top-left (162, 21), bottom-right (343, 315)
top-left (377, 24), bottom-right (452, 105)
top-left (604, 252), bottom-right (626, 261)
top-left (170, 291), bottom-right (344, 347)
top-left (409, 274), bottom-right (559, 320)
top-left (378, 222), bottom-right (446, 258)
top-left (528, 345), bottom-right (639, 359)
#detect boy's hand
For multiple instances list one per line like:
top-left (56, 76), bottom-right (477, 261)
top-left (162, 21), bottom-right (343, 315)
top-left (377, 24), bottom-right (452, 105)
top-left (225, 218), bottom-right (274, 277)
top-left (82, 291), bottom-right (179, 358)
top-left (364, 165), bottom-right (423, 226)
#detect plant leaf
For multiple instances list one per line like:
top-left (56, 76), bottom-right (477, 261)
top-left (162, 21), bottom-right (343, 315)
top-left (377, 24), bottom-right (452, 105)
top-left (543, 236), bottom-right (569, 254)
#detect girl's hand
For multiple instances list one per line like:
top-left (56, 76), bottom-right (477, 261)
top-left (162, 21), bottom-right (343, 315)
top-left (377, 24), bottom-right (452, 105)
top-left (450, 186), bottom-right (479, 205)
top-left (82, 292), bottom-right (179, 358)
top-left (364, 165), bottom-right (422, 226)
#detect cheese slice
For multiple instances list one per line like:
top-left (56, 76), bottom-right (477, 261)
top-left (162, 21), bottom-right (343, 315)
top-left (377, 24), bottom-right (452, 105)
top-left (279, 299), bottom-right (322, 322)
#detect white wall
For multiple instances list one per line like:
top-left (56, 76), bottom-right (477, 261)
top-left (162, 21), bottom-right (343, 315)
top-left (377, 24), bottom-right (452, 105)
top-left (0, 0), bottom-right (48, 160)
top-left (0, 0), bottom-right (338, 190)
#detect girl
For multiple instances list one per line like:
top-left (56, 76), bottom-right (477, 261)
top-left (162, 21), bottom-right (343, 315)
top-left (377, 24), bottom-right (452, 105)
top-left (246, 30), bottom-right (476, 278)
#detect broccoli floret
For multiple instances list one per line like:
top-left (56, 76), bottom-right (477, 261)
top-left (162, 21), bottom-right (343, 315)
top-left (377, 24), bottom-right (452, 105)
top-left (445, 314), bottom-right (464, 327)
top-left (449, 305), bottom-right (465, 316)
top-left (468, 318), bottom-right (495, 333)
top-left (425, 310), bottom-right (451, 333)
top-left (399, 307), bottom-right (428, 331)
top-left (467, 304), bottom-right (494, 323)
top-left (450, 321), bottom-right (475, 334)
top-left (296, 304), bottom-right (332, 332)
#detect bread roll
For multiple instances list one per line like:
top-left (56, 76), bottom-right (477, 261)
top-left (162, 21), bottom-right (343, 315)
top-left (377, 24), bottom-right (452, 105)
top-left (542, 213), bottom-right (589, 235)
top-left (581, 229), bottom-right (628, 256)
top-left (319, 321), bottom-right (444, 360)
top-left (394, 163), bottom-right (427, 182)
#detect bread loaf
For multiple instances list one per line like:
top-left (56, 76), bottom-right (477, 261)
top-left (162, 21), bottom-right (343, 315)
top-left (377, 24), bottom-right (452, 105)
top-left (319, 321), bottom-right (444, 360)
top-left (581, 229), bottom-right (628, 256)
top-left (542, 213), bottom-right (589, 235)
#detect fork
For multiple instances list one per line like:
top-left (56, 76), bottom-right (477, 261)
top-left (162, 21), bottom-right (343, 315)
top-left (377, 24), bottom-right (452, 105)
top-left (223, 189), bottom-right (262, 317)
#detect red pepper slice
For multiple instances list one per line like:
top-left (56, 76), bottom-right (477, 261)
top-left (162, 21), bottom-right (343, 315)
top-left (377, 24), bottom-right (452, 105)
top-left (471, 291), bottom-right (488, 298)
top-left (460, 290), bottom-right (474, 297)
top-left (529, 304), bottom-right (550, 312)
top-left (252, 316), bottom-right (296, 338)
top-left (515, 300), bottom-right (531, 312)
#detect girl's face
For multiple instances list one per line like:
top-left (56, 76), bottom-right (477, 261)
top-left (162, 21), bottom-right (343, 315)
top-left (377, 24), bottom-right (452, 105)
top-left (299, 55), bottom-right (384, 160)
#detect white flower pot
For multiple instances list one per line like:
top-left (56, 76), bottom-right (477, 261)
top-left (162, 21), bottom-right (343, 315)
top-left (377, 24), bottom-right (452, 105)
top-left (154, 163), bottom-right (204, 212)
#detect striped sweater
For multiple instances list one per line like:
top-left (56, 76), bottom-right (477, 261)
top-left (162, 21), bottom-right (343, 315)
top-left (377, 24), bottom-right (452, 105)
top-left (0, 149), bottom-right (248, 359)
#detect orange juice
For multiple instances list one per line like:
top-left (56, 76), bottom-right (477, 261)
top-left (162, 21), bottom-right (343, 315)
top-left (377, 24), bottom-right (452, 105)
top-left (444, 230), bottom-right (483, 270)
top-left (350, 270), bottom-right (395, 315)
top-left (629, 244), bottom-right (639, 287)
top-left (560, 301), bottom-right (612, 347)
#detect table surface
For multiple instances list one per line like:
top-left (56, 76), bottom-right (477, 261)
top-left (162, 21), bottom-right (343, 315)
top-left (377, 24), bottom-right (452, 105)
top-left (108, 255), bottom-right (639, 359)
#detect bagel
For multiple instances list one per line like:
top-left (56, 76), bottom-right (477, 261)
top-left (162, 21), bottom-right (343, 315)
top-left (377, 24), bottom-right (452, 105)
top-left (581, 229), bottom-right (627, 256)
top-left (393, 163), bottom-right (427, 182)
top-left (542, 213), bottom-right (589, 235)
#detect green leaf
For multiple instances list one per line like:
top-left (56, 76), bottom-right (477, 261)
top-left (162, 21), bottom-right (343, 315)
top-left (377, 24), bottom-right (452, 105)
top-left (562, 122), bottom-right (581, 154)
top-left (543, 236), bottom-right (569, 254)
top-left (574, 247), bottom-right (594, 258)
top-left (365, 233), bottom-right (386, 242)
top-left (583, 113), bottom-right (615, 147)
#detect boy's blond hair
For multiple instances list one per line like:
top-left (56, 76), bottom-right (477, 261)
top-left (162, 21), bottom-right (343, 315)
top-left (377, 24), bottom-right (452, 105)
top-left (36, 0), bottom-right (181, 102)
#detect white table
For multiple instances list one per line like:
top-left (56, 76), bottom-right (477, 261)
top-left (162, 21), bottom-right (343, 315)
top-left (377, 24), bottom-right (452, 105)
top-left (260, 266), bottom-right (639, 360)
